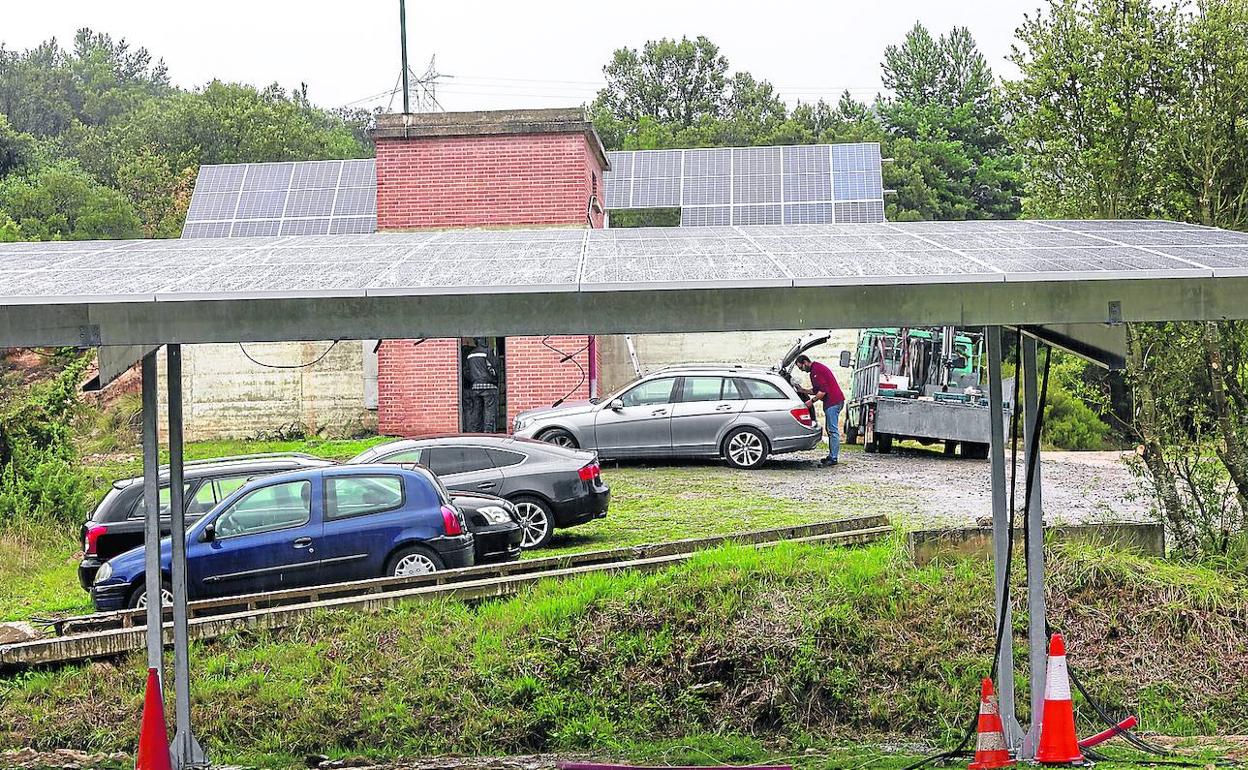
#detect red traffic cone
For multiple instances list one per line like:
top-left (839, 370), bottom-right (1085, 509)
top-left (969, 678), bottom-right (1016, 769)
top-left (136, 668), bottom-right (172, 770)
top-left (1036, 634), bottom-right (1085, 765)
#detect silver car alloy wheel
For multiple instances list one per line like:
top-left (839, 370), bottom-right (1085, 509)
top-left (546, 433), bottom-right (576, 448)
top-left (727, 431), bottom-right (765, 467)
top-left (134, 588), bottom-right (174, 609)
top-left (514, 501), bottom-right (550, 548)
top-left (393, 552), bottom-right (439, 576)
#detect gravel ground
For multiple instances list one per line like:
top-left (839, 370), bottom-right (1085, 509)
top-left (739, 444), bottom-right (1152, 530)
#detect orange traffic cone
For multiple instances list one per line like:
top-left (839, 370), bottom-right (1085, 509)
top-left (969, 677), bottom-right (1016, 769)
top-left (1036, 634), bottom-right (1085, 765)
top-left (136, 668), bottom-right (172, 770)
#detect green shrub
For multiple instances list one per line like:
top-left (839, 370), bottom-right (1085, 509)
top-left (1042, 351), bottom-right (1112, 450)
top-left (0, 352), bottom-right (92, 530)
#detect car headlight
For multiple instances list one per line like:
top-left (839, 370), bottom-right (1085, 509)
top-left (478, 506), bottom-right (513, 525)
top-left (94, 562), bottom-right (113, 584)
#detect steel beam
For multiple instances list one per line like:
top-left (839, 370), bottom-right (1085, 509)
top-left (166, 346), bottom-right (207, 769)
top-left (986, 327), bottom-right (1023, 746)
top-left (1020, 337), bottom-right (1049, 759)
top-left (2, 275), bottom-right (1246, 350)
top-left (140, 351), bottom-right (162, 673)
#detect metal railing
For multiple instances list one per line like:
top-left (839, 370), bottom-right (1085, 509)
top-left (851, 362), bottom-right (881, 401)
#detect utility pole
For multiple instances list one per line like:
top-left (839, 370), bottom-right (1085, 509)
top-left (399, 0), bottom-right (410, 113)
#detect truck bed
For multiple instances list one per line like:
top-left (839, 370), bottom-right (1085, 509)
top-left (869, 396), bottom-right (1007, 444)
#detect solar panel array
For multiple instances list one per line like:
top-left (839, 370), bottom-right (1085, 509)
top-left (603, 143), bottom-right (885, 226)
top-left (182, 159), bottom-right (376, 239)
top-left (7, 220), bottom-right (1246, 305)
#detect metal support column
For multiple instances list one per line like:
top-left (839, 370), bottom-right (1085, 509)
top-left (1021, 337), bottom-right (1048, 759)
top-left (986, 327), bottom-right (1023, 746)
top-left (140, 351), bottom-right (163, 673)
top-left (167, 346), bottom-right (207, 768)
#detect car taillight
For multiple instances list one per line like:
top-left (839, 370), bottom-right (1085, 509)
top-left (440, 505), bottom-right (464, 536)
top-left (790, 407), bottom-right (815, 427)
top-left (578, 461), bottom-right (601, 481)
top-left (84, 525), bottom-right (108, 555)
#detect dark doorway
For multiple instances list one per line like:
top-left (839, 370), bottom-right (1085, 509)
top-left (459, 337), bottom-right (507, 432)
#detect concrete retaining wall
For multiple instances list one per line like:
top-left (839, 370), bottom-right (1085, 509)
top-left (908, 523), bottom-right (1165, 566)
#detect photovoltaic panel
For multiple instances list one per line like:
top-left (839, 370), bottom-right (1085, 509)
top-left (604, 142), bottom-right (886, 227)
top-left (183, 159), bottom-right (377, 239)
top-left (2, 219), bottom-right (1244, 306)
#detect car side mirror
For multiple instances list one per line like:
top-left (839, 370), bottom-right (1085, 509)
top-left (200, 524), bottom-right (216, 543)
top-left (609, 398), bottom-right (625, 411)
top-left (839, 350), bottom-right (852, 368)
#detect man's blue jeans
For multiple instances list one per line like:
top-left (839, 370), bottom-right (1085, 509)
top-left (824, 402), bottom-right (842, 461)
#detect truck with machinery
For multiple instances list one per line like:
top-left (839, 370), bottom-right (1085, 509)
top-left (780, 328), bottom-right (1010, 458)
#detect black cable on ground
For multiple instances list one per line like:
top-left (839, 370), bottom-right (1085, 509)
top-left (898, 330), bottom-right (1028, 770)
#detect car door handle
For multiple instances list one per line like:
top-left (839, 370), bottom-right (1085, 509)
top-left (477, 482), bottom-right (497, 490)
top-left (292, 537), bottom-right (313, 549)
top-left (715, 404), bottom-right (734, 411)
top-left (651, 408), bottom-right (668, 416)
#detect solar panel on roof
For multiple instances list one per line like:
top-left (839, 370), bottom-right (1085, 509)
top-left (604, 143), bottom-right (886, 226)
top-left (2, 219), bottom-right (1242, 305)
top-left (182, 159), bottom-right (377, 239)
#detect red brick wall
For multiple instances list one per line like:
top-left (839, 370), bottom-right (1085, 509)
top-left (377, 338), bottom-right (460, 436)
top-left (374, 126), bottom-right (606, 432)
top-left (375, 133), bottom-right (607, 230)
top-left (505, 336), bottom-right (594, 429)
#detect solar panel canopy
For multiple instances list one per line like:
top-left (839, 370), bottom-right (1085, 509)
top-left (181, 142), bottom-right (885, 238)
top-left (182, 159), bottom-right (377, 239)
top-left (10, 219), bottom-right (1246, 306)
top-left (603, 143), bottom-right (886, 226)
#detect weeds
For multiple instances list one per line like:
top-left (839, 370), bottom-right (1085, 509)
top-left (2, 539), bottom-right (1244, 759)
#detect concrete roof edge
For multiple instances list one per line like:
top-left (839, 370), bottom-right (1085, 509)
top-left (368, 107), bottom-right (610, 170)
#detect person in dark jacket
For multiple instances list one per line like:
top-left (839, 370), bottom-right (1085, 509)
top-left (463, 337), bottom-right (500, 432)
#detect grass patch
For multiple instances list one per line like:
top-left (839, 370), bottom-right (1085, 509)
top-left (532, 462), bottom-right (879, 558)
top-left (2, 538), bottom-right (1245, 762)
top-left (0, 521), bottom-right (92, 621)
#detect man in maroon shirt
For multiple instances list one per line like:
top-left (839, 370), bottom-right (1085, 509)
top-left (795, 354), bottom-right (845, 466)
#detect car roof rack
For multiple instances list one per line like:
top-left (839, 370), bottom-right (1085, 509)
top-left (650, 363), bottom-right (774, 373)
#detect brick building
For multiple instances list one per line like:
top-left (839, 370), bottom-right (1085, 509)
top-left (370, 109), bottom-right (608, 435)
top-left (167, 109), bottom-right (878, 440)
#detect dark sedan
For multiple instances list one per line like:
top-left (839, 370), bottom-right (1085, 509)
top-left (348, 435), bottom-right (609, 548)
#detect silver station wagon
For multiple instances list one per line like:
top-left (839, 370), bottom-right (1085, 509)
top-left (513, 360), bottom-right (823, 469)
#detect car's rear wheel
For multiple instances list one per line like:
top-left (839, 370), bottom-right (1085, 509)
top-left (723, 427), bottom-right (769, 470)
top-left (386, 546), bottom-right (443, 577)
top-left (538, 428), bottom-right (579, 449)
top-left (129, 583), bottom-right (173, 609)
top-left (511, 495), bottom-right (554, 548)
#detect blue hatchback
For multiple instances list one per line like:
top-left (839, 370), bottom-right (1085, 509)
top-left (90, 465), bottom-right (475, 611)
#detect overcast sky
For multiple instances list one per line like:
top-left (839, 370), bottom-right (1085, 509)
top-left (2, 1), bottom-right (1046, 113)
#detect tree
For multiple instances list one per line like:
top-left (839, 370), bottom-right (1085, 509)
top-left (1166, 0), bottom-right (1248, 229)
top-left (1008, 0), bottom-right (1248, 556)
top-left (0, 114), bottom-right (35, 178)
top-left (0, 163), bottom-right (141, 240)
top-left (594, 36), bottom-right (729, 129)
top-left (1006, 0), bottom-right (1184, 218)
top-left (115, 146), bottom-right (195, 238)
top-left (0, 29), bottom-right (168, 138)
top-left (880, 24), bottom-right (1021, 220)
